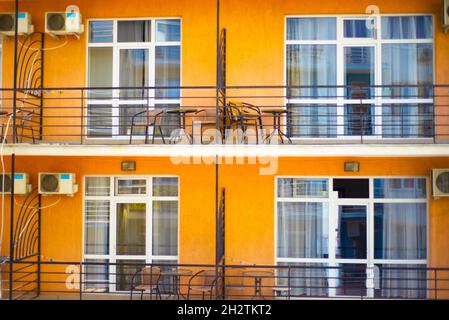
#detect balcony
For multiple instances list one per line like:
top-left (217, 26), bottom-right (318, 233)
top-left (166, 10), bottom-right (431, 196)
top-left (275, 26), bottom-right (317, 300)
top-left (1, 84), bottom-right (449, 147)
top-left (2, 259), bottom-right (449, 300)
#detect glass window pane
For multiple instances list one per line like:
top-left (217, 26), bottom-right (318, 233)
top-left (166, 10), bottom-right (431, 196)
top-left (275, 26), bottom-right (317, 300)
top-left (88, 47), bottom-right (113, 98)
top-left (156, 19), bottom-right (181, 42)
top-left (382, 44), bottom-right (433, 98)
top-left (277, 178), bottom-right (328, 198)
top-left (85, 200), bottom-right (110, 255)
top-left (287, 18), bottom-right (336, 40)
top-left (287, 44), bottom-right (337, 99)
top-left (382, 16), bottom-right (433, 39)
top-left (344, 104), bottom-right (374, 136)
top-left (374, 178), bottom-right (427, 199)
top-left (287, 104), bottom-right (337, 138)
top-left (155, 46), bottom-right (181, 99)
top-left (119, 49), bottom-right (149, 99)
top-left (374, 203), bottom-right (427, 259)
top-left (89, 21), bottom-right (113, 43)
top-left (87, 105), bottom-right (113, 138)
top-left (277, 202), bottom-right (328, 259)
top-left (117, 20), bottom-right (151, 42)
top-left (116, 260), bottom-right (145, 291)
top-left (382, 104), bottom-right (434, 138)
top-left (116, 179), bottom-right (147, 195)
top-left (337, 206), bottom-right (367, 259)
top-left (84, 260), bottom-right (109, 292)
top-left (153, 177), bottom-right (178, 197)
top-left (335, 264), bottom-right (367, 297)
top-left (116, 203), bottom-right (146, 255)
top-left (85, 177), bottom-right (110, 196)
top-left (277, 262), bottom-right (329, 297)
top-left (375, 264), bottom-right (427, 299)
top-left (118, 104), bottom-right (148, 136)
top-left (345, 46), bottom-right (375, 99)
top-left (153, 201), bottom-right (178, 256)
top-left (344, 19), bottom-right (375, 38)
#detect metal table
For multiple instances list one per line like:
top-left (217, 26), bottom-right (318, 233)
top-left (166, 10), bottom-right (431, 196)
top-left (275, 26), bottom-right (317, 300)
top-left (262, 109), bottom-right (292, 144)
top-left (166, 108), bottom-right (198, 144)
top-left (243, 270), bottom-right (274, 300)
top-left (161, 268), bottom-right (192, 300)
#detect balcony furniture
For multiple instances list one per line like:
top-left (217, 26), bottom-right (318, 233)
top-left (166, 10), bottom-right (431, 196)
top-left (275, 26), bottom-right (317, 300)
top-left (187, 270), bottom-right (219, 300)
top-left (15, 109), bottom-right (38, 143)
top-left (191, 109), bottom-right (216, 144)
top-left (130, 266), bottom-right (162, 300)
top-left (223, 268), bottom-right (246, 299)
top-left (166, 107), bottom-right (198, 144)
top-left (226, 102), bottom-right (263, 144)
top-left (262, 109), bottom-right (292, 144)
top-left (160, 268), bottom-right (192, 300)
top-left (1, 111), bottom-right (11, 143)
top-left (129, 109), bottom-right (166, 145)
top-left (242, 270), bottom-right (274, 300)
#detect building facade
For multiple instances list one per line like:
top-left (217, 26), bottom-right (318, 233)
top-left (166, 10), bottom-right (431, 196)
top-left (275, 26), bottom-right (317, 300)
top-left (1, 0), bottom-right (449, 300)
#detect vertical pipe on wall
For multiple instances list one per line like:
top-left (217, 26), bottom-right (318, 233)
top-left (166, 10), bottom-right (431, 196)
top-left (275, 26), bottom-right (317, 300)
top-left (12, 0), bottom-right (19, 143)
top-left (215, 0), bottom-right (221, 300)
top-left (8, 153), bottom-right (15, 300)
top-left (37, 194), bottom-right (42, 297)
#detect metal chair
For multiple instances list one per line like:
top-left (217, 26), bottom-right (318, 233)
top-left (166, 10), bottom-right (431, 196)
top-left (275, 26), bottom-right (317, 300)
top-left (130, 266), bottom-right (162, 300)
top-left (129, 109), bottom-right (166, 144)
top-left (187, 270), bottom-right (219, 300)
top-left (15, 109), bottom-right (38, 143)
top-left (191, 109), bottom-right (216, 144)
top-left (226, 102), bottom-right (263, 144)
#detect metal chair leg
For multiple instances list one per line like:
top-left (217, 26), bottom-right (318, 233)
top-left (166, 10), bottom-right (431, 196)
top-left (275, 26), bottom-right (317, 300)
top-left (145, 126), bottom-right (149, 144)
top-left (129, 123), bottom-right (134, 144)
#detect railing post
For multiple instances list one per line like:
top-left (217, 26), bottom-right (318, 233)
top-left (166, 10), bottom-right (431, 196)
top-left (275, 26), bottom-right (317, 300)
top-left (80, 89), bottom-right (84, 144)
top-left (434, 269), bottom-right (437, 300)
top-left (79, 262), bottom-right (83, 300)
top-left (9, 153), bottom-right (15, 300)
top-left (12, 0), bottom-right (19, 144)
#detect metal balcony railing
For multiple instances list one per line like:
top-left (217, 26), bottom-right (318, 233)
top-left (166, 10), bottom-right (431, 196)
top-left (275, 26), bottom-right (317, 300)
top-left (1, 84), bottom-right (449, 145)
top-left (1, 259), bottom-right (449, 300)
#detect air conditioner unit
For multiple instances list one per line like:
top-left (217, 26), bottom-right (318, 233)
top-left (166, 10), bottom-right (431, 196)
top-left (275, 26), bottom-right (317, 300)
top-left (0, 173), bottom-right (32, 195)
top-left (39, 173), bottom-right (78, 196)
top-left (432, 169), bottom-right (449, 197)
top-left (0, 12), bottom-right (34, 36)
top-left (45, 11), bottom-right (84, 38)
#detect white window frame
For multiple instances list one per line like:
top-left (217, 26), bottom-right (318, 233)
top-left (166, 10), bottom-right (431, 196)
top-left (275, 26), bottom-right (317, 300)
top-left (284, 14), bottom-right (435, 141)
top-left (275, 176), bottom-right (429, 298)
top-left (83, 175), bottom-right (180, 292)
top-left (85, 18), bottom-right (182, 140)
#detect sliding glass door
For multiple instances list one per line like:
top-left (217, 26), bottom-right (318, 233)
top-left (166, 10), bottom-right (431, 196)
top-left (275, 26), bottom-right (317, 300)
top-left (86, 19), bottom-right (181, 139)
top-left (276, 177), bottom-right (428, 299)
top-left (286, 15), bottom-right (434, 139)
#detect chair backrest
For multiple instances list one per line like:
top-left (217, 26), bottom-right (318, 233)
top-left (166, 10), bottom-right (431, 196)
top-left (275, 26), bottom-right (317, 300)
top-left (140, 266), bottom-right (161, 286)
top-left (199, 270), bottom-right (218, 287)
top-left (146, 109), bottom-right (164, 126)
top-left (227, 102), bottom-right (243, 121)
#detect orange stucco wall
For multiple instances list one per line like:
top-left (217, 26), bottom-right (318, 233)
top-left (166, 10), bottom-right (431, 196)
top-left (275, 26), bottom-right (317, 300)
top-left (1, 155), bottom-right (449, 296)
top-left (1, 0), bottom-right (449, 297)
top-left (1, 0), bottom-right (449, 140)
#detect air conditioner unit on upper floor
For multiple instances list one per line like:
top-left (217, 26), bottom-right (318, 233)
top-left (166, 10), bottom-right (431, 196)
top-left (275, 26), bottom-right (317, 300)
top-left (0, 12), bottom-right (34, 36)
top-left (432, 169), bottom-right (449, 197)
top-left (0, 173), bottom-right (32, 195)
top-left (39, 173), bottom-right (78, 196)
top-left (45, 11), bottom-right (84, 39)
